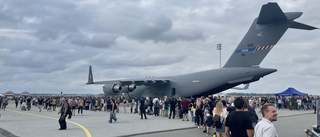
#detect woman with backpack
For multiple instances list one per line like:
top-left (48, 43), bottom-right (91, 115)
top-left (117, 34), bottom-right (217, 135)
top-left (212, 102), bottom-right (228, 137)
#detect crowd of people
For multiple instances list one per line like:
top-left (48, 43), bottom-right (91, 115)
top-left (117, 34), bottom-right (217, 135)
top-left (0, 95), bottom-right (318, 135)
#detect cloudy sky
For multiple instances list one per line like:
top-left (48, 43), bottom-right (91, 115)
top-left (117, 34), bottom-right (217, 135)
top-left (0, 0), bottom-right (319, 95)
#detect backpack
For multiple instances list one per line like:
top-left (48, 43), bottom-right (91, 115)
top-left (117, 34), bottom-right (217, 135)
top-left (212, 115), bottom-right (223, 128)
top-left (154, 101), bottom-right (159, 108)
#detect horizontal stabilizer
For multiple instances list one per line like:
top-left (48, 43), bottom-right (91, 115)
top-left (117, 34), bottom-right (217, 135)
top-left (285, 12), bottom-right (302, 20)
top-left (290, 21), bottom-right (318, 30)
top-left (257, 2), bottom-right (287, 24)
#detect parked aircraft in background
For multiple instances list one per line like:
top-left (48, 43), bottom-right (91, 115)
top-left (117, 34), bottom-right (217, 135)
top-left (87, 3), bottom-right (317, 98)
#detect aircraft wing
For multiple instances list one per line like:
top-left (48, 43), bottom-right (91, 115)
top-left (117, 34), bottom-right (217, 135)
top-left (86, 66), bottom-right (169, 86)
top-left (119, 79), bottom-right (170, 86)
top-left (88, 78), bottom-right (170, 86)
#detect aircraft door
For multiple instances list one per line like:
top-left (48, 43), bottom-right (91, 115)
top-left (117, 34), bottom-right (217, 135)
top-left (171, 88), bottom-right (176, 96)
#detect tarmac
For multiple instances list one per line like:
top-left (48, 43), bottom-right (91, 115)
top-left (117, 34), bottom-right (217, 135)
top-left (0, 101), bottom-right (317, 137)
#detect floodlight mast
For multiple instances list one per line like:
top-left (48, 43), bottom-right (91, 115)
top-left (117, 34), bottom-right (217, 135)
top-left (217, 43), bottom-right (222, 68)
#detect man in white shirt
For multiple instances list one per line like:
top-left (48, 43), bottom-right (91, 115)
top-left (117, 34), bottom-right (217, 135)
top-left (254, 103), bottom-right (278, 137)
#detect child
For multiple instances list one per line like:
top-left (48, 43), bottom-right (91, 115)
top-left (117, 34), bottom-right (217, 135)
top-left (204, 113), bottom-right (212, 136)
top-left (203, 105), bottom-right (210, 132)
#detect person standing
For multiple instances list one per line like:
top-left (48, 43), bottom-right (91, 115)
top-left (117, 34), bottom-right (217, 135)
top-left (225, 97), bottom-right (254, 137)
top-left (153, 97), bottom-right (159, 116)
top-left (78, 98), bottom-right (84, 115)
top-left (38, 97), bottom-right (43, 112)
top-left (2, 97), bottom-right (8, 111)
top-left (52, 98), bottom-right (57, 111)
top-left (130, 99), bottom-right (134, 113)
top-left (313, 98), bottom-right (317, 114)
top-left (116, 98), bottom-right (120, 113)
top-left (123, 98), bottom-right (127, 113)
top-left (0, 97), bottom-right (2, 111)
top-left (154, 99), bottom-right (160, 116)
top-left (297, 97), bottom-right (302, 111)
top-left (189, 98), bottom-right (195, 122)
top-left (139, 97), bottom-right (147, 119)
top-left (195, 98), bottom-right (204, 128)
top-left (47, 98), bottom-right (52, 111)
top-left (70, 98), bottom-right (76, 116)
top-left (213, 102), bottom-right (228, 137)
top-left (159, 98), bottom-right (163, 116)
top-left (254, 103), bottom-right (278, 137)
top-left (177, 97), bottom-right (182, 119)
top-left (134, 97), bottom-right (139, 113)
top-left (169, 98), bottom-right (176, 119)
top-left (15, 97), bottom-right (19, 108)
top-left (26, 97), bottom-right (31, 110)
top-left (91, 97), bottom-right (95, 111)
top-left (109, 99), bottom-right (117, 123)
top-left (58, 98), bottom-right (68, 130)
top-left (277, 97), bottom-right (282, 109)
top-left (181, 97), bottom-right (190, 121)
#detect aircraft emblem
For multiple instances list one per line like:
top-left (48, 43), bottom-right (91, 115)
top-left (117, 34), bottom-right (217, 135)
top-left (257, 32), bottom-right (263, 37)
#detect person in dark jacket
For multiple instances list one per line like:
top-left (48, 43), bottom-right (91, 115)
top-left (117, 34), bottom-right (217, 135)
top-left (169, 98), bottom-right (177, 119)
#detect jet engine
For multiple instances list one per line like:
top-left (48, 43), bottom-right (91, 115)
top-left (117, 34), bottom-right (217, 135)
top-left (112, 84), bottom-right (122, 93)
top-left (128, 84), bottom-right (136, 91)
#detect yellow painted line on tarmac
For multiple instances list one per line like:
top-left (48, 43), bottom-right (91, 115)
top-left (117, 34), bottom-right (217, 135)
top-left (7, 109), bottom-right (92, 137)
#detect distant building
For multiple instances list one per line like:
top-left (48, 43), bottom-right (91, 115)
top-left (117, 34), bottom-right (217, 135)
top-left (5, 91), bottom-right (14, 96)
top-left (21, 91), bottom-right (30, 96)
top-left (5, 91), bottom-right (14, 99)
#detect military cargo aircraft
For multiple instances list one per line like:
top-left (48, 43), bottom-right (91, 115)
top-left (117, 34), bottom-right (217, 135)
top-left (87, 2), bottom-right (317, 98)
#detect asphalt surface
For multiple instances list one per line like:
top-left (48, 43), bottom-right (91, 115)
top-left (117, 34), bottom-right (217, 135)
top-left (0, 101), bottom-right (317, 137)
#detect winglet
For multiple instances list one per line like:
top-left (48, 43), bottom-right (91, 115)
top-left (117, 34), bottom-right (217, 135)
top-left (87, 66), bottom-right (94, 84)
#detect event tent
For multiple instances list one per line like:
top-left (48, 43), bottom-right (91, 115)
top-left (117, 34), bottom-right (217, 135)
top-left (275, 87), bottom-right (308, 96)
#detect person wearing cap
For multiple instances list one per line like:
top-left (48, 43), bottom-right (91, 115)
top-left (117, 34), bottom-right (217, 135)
top-left (204, 113), bottom-right (212, 136)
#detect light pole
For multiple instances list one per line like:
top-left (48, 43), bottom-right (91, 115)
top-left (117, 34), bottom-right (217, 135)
top-left (217, 43), bottom-right (222, 68)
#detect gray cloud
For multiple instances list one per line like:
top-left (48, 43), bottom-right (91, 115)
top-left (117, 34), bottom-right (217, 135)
top-left (128, 14), bottom-right (206, 42)
top-left (64, 33), bottom-right (117, 48)
top-left (0, 0), bottom-right (319, 95)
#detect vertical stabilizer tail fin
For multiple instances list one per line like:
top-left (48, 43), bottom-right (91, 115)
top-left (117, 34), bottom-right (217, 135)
top-left (87, 66), bottom-right (94, 84)
top-left (223, 2), bottom-right (317, 68)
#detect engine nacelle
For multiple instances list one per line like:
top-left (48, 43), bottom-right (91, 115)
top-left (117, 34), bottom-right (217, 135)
top-left (128, 84), bottom-right (136, 91)
top-left (112, 84), bottom-right (122, 93)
